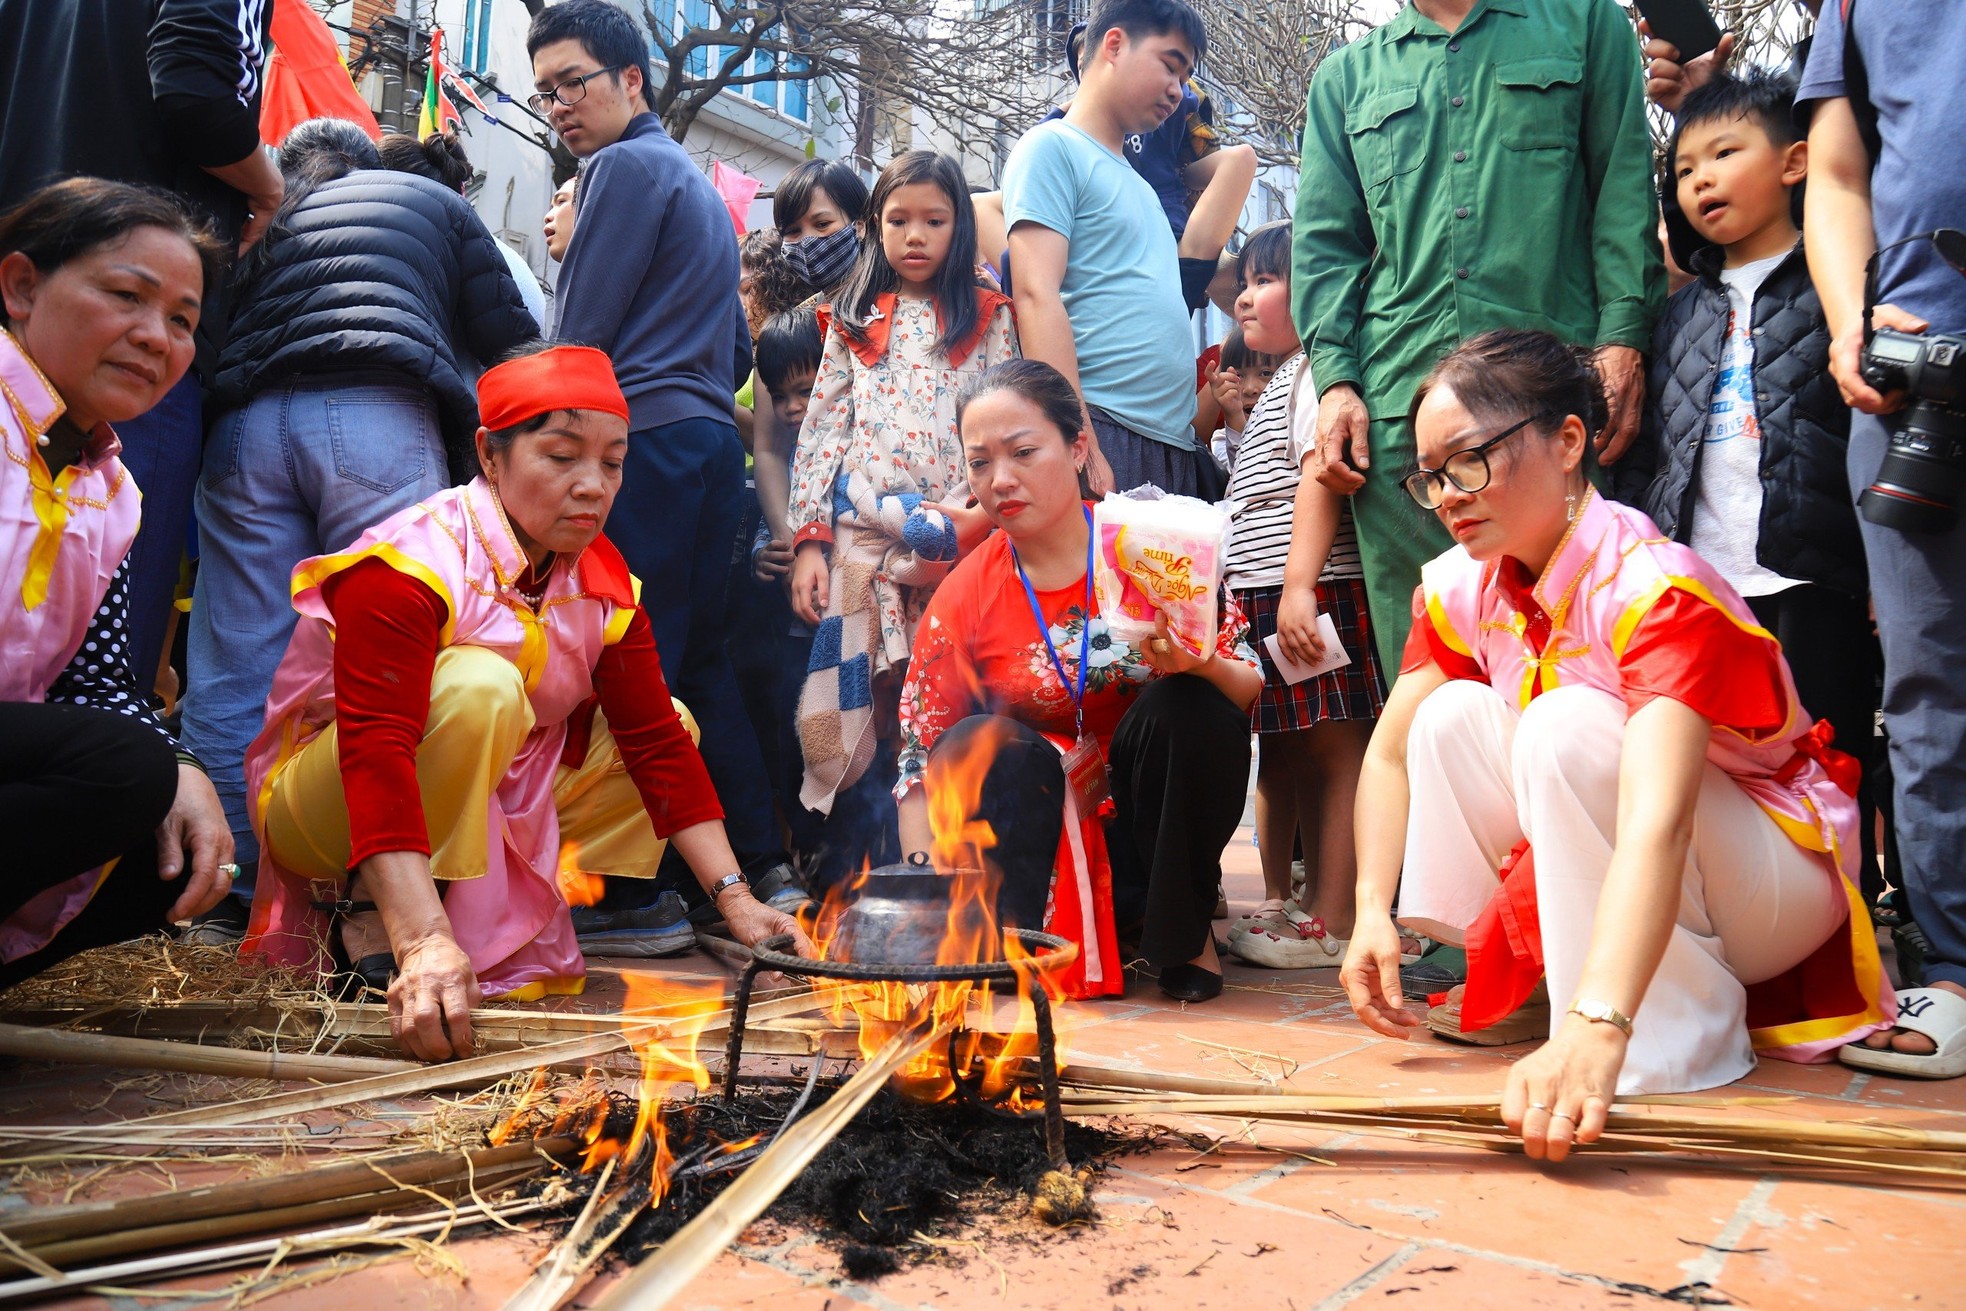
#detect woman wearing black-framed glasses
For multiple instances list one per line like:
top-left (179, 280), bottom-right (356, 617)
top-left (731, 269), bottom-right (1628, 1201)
top-left (1338, 329), bottom-right (1890, 1161)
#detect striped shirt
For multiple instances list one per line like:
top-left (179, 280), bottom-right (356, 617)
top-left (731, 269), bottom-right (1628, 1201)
top-left (1222, 353), bottom-right (1363, 589)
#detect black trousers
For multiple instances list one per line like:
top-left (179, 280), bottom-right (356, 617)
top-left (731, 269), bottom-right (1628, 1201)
top-left (931, 675), bottom-right (1252, 970)
top-left (0, 702), bottom-right (181, 991)
top-left (1745, 584), bottom-right (1890, 904)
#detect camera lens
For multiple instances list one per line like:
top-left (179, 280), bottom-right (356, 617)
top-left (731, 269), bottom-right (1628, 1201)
top-left (1859, 401), bottom-right (1966, 534)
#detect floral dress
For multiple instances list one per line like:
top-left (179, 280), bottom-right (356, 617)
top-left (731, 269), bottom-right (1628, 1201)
top-left (790, 290), bottom-right (1018, 812)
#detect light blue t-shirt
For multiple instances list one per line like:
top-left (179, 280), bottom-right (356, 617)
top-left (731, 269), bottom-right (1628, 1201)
top-left (1002, 119), bottom-right (1195, 449)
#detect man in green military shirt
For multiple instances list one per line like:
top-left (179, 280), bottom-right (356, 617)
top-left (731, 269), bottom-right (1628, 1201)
top-left (1292, 0), bottom-right (1664, 673)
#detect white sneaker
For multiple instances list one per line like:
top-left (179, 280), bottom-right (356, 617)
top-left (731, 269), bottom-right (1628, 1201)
top-left (1229, 900), bottom-right (1346, 969)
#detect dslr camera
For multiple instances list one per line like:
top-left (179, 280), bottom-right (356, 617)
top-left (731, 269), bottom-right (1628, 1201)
top-left (1857, 327), bottom-right (1966, 533)
top-left (1858, 228), bottom-right (1966, 534)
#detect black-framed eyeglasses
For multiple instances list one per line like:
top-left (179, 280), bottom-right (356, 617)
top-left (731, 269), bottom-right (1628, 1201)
top-left (526, 65), bottom-right (626, 113)
top-left (1401, 415), bottom-right (1538, 509)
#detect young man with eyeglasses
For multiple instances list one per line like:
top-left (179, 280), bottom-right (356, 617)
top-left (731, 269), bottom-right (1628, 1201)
top-left (526, 0), bottom-right (808, 953)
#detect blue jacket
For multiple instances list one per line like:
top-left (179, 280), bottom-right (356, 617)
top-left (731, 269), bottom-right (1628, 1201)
top-left (553, 114), bottom-right (750, 431)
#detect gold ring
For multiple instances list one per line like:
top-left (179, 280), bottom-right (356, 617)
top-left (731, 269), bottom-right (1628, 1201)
top-left (1151, 637), bottom-right (1171, 655)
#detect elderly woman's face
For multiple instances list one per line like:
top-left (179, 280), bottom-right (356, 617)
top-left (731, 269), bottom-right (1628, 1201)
top-left (1411, 383), bottom-right (1579, 567)
top-left (477, 409), bottom-right (628, 562)
top-left (962, 389), bottom-right (1084, 538)
top-left (0, 226), bottom-right (202, 431)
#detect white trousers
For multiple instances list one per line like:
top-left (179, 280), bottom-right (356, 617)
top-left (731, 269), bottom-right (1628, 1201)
top-left (1400, 681), bottom-right (1847, 1094)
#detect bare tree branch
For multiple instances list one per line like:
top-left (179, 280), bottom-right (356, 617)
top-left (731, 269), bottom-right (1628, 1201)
top-left (638, 0), bottom-right (1065, 164)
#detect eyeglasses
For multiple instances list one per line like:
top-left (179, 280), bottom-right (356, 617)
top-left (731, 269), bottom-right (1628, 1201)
top-left (526, 65), bottom-right (626, 114)
top-left (1400, 415), bottom-right (1538, 509)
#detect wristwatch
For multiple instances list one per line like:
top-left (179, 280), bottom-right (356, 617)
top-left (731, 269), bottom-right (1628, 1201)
top-left (706, 872), bottom-right (748, 900)
top-left (1569, 999), bottom-right (1634, 1036)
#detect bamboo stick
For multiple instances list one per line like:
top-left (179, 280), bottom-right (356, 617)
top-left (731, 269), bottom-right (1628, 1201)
top-left (0, 1021), bottom-right (415, 1082)
top-left (112, 993), bottom-right (827, 1131)
top-left (589, 1016), bottom-right (952, 1311)
top-left (0, 1198), bottom-right (566, 1304)
top-left (19, 1158), bottom-right (547, 1270)
top-left (0, 1136), bottom-right (577, 1252)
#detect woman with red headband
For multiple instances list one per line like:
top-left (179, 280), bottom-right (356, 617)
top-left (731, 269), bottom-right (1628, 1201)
top-left (242, 342), bottom-right (807, 1061)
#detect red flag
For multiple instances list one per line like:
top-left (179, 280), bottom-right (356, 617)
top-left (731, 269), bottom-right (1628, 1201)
top-left (444, 68), bottom-right (494, 119)
top-left (710, 160), bottom-right (761, 235)
top-left (259, 0), bottom-right (382, 147)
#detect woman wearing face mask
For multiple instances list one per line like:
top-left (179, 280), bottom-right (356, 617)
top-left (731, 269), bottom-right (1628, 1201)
top-left (1340, 329), bottom-right (1892, 1160)
top-left (0, 177), bottom-right (236, 990)
top-left (750, 159), bottom-right (870, 563)
top-left (241, 343), bottom-right (808, 1063)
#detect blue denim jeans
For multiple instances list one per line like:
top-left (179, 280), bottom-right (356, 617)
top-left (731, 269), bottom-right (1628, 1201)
top-left (115, 372), bottom-right (204, 692)
top-left (180, 377), bottom-right (447, 888)
top-left (1851, 409), bottom-right (1966, 989)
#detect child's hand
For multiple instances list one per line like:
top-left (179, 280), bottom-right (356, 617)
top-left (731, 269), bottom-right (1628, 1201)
top-left (937, 500), bottom-right (994, 552)
top-left (1275, 585), bottom-right (1327, 666)
top-left (754, 537), bottom-right (794, 583)
top-left (789, 541), bottom-right (831, 626)
top-left (1213, 367), bottom-right (1247, 430)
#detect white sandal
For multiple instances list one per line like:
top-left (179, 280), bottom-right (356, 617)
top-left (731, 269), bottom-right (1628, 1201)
top-left (1229, 900), bottom-right (1346, 970)
top-left (1839, 987), bottom-right (1966, 1080)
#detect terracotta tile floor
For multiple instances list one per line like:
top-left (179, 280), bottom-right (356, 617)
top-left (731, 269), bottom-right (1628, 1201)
top-left (8, 828), bottom-right (1965, 1311)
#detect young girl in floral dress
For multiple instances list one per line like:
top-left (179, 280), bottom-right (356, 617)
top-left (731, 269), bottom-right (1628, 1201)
top-left (787, 151), bottom-right (1018, 817)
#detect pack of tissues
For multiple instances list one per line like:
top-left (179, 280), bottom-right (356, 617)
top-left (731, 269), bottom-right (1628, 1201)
top-left (1092, 488), bottom-right (1232, 661)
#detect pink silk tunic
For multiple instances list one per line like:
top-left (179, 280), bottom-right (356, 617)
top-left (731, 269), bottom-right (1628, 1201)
top-left (1413, 490), bottom-right (1894, 1060)
top-left (0, 328), bottom-right (144, 963)
top-left (0, 328), bottom-right (144, 961)
top-left (241, 478), bottom-right (639, 998)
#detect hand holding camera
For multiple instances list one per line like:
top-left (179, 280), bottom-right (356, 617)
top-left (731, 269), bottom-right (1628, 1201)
top-left (1832, 303), bottom-right (1929, 415)
top-left (1849, 229), bottom-right (1966, 534)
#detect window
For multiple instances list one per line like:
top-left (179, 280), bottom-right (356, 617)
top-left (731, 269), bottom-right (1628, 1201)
top-left (684, 0), bottom-right (718, 77)
top-left (461, 0), bottom-right (493, 74)
top-left (670, 1), bottom-right (809, 123)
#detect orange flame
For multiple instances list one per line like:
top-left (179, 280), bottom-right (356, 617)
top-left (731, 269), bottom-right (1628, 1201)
top-left (572, 973), bottom-right (724, 1207)
top-left (557, 840), bottom-right (606, 907)
top-left (804, 716), bottom-right (1072, 1105)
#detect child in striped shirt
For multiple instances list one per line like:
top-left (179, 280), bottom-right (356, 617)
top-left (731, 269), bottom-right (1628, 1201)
top-left (1219, 221), bottom-right (1389, 970)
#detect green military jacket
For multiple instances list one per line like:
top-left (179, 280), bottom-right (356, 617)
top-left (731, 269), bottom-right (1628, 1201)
top-left (1291, 0), bottom-right (1665, 423)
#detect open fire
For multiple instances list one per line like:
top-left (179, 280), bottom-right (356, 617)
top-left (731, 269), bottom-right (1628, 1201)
top-left (511, 714), bottom-right (1081, 1223)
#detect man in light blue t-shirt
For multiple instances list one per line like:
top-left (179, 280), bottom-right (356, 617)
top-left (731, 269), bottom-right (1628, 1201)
top-left (1002, 0), bottom-right (1206, 496)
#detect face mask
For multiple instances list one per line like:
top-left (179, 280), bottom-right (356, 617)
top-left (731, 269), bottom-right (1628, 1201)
top-left (784, 224), bottom-right (860, 291)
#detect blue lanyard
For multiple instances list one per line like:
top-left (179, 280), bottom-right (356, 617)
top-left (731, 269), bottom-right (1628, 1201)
top-left (1011, 505), bottom-right (1094, 738)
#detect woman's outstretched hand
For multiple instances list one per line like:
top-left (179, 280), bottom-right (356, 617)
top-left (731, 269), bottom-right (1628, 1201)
top-left (1339, 917), bottom-right (1422, 1040)
top-left (1500, 1016), bottom-right (1623, 1163)
top-left (390, 932), bottom-right (482, 1062)
top-left (720, 888), bottom-right (814, 957)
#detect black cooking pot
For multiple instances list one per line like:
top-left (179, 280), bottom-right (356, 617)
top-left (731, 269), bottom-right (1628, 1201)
top-left (826, 861), bottom-right (1001, 968)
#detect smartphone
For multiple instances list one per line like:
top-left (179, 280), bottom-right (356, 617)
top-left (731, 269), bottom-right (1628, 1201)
top-left (1635, 0), bottom-right (1722, 63)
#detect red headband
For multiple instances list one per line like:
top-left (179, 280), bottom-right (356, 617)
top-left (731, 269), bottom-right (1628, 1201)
top-left (478, 345), bottom-right (629, 432)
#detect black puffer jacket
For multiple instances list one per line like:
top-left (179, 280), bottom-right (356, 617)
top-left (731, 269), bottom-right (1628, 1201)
top-left (216, 171), bottom-right (539, 454)
top-left (1610, 242), bottom-right (1864, 597)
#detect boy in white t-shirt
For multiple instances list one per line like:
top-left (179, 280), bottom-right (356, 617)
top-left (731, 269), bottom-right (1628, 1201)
top-left (1616, 70), bottom-right (1878, 896)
